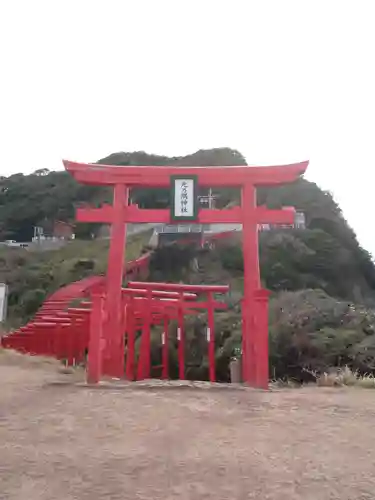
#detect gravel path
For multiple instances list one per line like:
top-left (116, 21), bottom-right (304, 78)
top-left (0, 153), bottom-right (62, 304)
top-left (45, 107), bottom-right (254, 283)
top-left (1, 356), bottom-right (375, 499)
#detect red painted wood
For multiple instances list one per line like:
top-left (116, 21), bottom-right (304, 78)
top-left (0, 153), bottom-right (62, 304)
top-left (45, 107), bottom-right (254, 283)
top-left (162, 316), bottom-right (169, 379)
top-left (144, 290), bottom-right (152, 379)
top-left (63, 160), bottom-right (308, 187)
top-left (255, 206), bottom-right (295, 225)
top-left (128, 297), bottom-right (227, 311)
top-left (207, 292), bottom-right (216, 383)
top-left (125, 297), bottom-right (135, 381)
top-left (241, 182), bottom-right (260, 385)
top-left (87, 294), bottom-right (104, 384)
top-left (77, 205), bottom-right (295, 226)
top-left (136, 291), bottom-right (153, 380)
top-left (77, 206), bottom-right (243, 224)
top-left (104, 184), bottom-right (128, 378)
top-left (254, 289), bottom-right (271, 389)
top-left (8, 158), bottom-right (308, 387)
top-left (128, 281), bottom-right (229, 294)
top-left (177, 299), bottom-right (185, 381)
top-left (122, 288), bottom-right (197, 300)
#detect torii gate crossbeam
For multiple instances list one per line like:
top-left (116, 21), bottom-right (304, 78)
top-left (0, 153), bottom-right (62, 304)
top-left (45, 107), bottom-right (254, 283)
top-left (64, 160), bottom-right (308, 388)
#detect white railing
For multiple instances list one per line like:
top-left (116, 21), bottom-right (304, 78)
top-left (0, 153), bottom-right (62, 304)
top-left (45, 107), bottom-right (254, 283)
top-left (156, 224), bottom-right (206, 234)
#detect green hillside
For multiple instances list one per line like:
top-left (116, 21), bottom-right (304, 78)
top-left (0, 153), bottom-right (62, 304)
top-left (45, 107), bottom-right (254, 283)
top-left (0, 147), bottom-right (374, 304)
top-left (0, 232), bottom-right (150, 328)
top-left (1, 148), bottom-right (375, 380)
top-left (0, 148), bottom-right (246, 241)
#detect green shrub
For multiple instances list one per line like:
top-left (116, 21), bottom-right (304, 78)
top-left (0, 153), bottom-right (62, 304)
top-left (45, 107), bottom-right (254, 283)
top-left (140, 289), bottom-right (375, 383)
top-left (269, 290), bottom-right (375, 381)
top-left (20, 289), bottom-right (47, 317)
top-left (149, 244), bottom-right (196, 281)
top-left (217, 245), bottom-right (243, 272)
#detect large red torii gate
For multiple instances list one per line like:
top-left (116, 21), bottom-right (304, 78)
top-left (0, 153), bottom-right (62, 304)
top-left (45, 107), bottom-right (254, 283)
top-left (63, 160), bottom-right (308, 388)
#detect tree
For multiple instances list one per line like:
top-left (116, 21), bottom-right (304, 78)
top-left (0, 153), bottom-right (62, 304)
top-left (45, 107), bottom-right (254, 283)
top-left (33, 168), bottom-right (50, 176)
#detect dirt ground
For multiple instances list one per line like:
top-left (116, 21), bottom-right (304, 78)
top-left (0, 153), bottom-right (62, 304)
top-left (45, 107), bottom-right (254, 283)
top-left (1, 354), bottom-right (375, 499)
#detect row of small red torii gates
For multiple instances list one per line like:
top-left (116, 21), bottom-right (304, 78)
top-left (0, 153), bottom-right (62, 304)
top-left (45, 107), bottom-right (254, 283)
top-left (90, 281), bottom-right (230, 384)
top-left (1, 271), bottom-right (231, 383)
top-left (62, 159), bottom-right (308, 389)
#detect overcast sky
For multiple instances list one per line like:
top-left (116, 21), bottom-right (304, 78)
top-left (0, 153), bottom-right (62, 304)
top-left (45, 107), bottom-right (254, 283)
top-left (1, 1), bottom-right (374, 255)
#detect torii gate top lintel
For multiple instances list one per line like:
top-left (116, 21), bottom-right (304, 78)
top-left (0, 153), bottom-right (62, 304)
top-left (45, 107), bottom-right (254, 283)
top-left (63, 157), bottom-right (309, 389)
top-left (63, 160), bottom-right (308, 187)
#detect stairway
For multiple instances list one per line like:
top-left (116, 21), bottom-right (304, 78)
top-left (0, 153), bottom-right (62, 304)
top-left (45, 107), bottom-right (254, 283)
top-left (0, 254), bottom-right (152, 360)
top-left (1, 230), bottom-right (235, 363)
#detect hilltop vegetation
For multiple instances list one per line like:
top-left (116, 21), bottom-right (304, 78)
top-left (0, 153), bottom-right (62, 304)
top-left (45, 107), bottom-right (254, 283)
top-left (1, 147), bottom-right (375, 380)
top-left (0, 232), bottom-right (150, 327)
top-left (1, 145), bottom-right (373, 297)
top-left (0, 147), bottom-right (374, 303)
top-left (1, 147), bottom-right (374, 303)
top-left (148, 245), bottom-right (375, 381)
top-left (0, 148), bottom-right (244, 241)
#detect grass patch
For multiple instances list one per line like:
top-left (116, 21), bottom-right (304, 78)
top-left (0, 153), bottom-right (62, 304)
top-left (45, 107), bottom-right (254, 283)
top-left (315, 366), bottom-right (375, 388)
top-left (271, 366), bottom-right (375, 389)
top-left (1, 230), bottom-right (152, 327)
top-left (0, 347), bottom-right (61, 368)
top-left (37, 229), bottom-right (152, 278)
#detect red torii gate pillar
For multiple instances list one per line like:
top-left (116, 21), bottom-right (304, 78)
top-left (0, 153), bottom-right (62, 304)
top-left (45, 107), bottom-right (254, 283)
top-left (242, 182), bottom-right (259, 385)
top-left (103, 184), bottom-right (129, 376)
top-left (63, 159), bottom-right (308, 388)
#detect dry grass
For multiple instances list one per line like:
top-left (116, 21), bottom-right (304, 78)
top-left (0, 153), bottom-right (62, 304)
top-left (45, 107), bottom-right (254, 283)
top-left (316, 366), bottom-right (375, 388)
top-left (2, 356), bottom-right (375, 499)
top-left (0, 347), bottom-right (84, 376)
top-left (43, 228), bottom-right (152, 277)
top-left (0, 347), bottom-right (61, 368)
top-left (275, 366), bottom-right (375, 389)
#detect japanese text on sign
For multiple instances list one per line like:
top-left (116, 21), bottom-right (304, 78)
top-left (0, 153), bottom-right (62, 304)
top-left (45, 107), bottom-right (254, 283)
top-left (173, 178), bottom-right (196, 218)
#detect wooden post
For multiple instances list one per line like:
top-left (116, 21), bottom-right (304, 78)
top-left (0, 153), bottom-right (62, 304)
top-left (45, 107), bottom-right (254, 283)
top-left (136, 293), bottom-right (152, 380)
top-left (241, 182), bottom-right (260, 386)
top-left (162, 315), bottom-right (169, 379)
top-left (207, 292), bottom-right (216, 382)
top-left (254, 289), bottom-right (270, 389)
top-left (103, 184), bottom-right (129, 378)
top-left (137, 322), bottom-right (147, 380)
top-left (178, 293), bottom-right (185, 380)
top-left (144, 289), bottom-right (152, 378)
top-left (63, 160), bottom-right (307, 387)
top-left (87, 294), bottom-right (104, 384)
top-left (125, 297), bottom-right (135, 381)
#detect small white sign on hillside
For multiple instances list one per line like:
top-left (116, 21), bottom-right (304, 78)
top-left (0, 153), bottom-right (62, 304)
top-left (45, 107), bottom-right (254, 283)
top-left (0, 283), bottom-right (8, 323)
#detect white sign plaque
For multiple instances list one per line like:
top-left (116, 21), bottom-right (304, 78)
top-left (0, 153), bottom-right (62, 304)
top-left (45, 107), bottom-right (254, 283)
top-left (171, 176), bottom-right (197, 221)
top-left (0, 283), bottom-right (8, 323)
